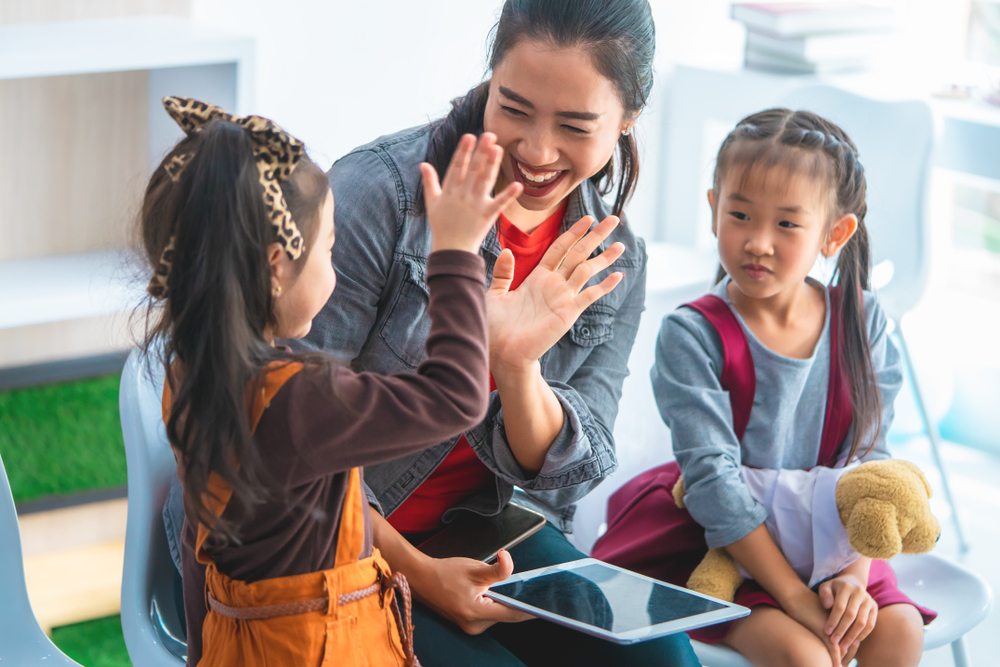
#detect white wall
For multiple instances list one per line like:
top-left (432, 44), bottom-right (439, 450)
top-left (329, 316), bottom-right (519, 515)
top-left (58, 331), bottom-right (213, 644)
top-left (188, 0), bottom-right (746, 240)
top-left (192, 0), bottom-right (500, 170)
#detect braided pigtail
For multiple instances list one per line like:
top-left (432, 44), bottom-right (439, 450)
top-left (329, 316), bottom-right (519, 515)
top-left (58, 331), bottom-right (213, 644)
top-left (712, 108), bottom-right (882, 462)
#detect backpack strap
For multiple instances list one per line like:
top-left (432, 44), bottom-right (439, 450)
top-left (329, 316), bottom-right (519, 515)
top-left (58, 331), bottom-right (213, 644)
top-left (683, 288), bottom-right (854, 464)
top-left (817, 286), bottom-right (854, 467)
top-left (682, 295), bottom-right (755, 442)
top-left (163, 361), bottom-right (305, 563)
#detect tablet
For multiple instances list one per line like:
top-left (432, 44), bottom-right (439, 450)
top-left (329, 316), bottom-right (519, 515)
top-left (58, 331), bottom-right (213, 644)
top-left (416, 504), bottom-right (547, 563)
top-left (485, 558), bottom-right (749, 644)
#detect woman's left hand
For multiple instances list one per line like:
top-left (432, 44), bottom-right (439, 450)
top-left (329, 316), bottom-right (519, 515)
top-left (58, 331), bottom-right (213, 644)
top-left (819, 571), bottom-right (878, 658)
top-left (487, 215), bottom-right (625, 375)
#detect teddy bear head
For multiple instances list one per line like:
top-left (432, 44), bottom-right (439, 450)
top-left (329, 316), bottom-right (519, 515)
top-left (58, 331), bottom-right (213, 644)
top-left (836, 459), bottom-right (940, 561)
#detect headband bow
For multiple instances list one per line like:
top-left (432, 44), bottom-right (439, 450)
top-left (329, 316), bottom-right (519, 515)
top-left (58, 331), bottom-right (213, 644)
top-left (147, 96), bottom-right (306, 300)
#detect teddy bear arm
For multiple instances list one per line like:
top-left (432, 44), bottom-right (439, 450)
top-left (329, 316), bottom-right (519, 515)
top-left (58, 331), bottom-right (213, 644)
top-left (687, 547), bottom-right (744, 602)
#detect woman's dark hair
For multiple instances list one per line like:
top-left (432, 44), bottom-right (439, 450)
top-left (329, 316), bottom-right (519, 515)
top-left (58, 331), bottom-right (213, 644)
top-left (138, 120), bottom-right (330, 543)
top-left (423, 0), bottom-right (655, 218)
top-left (711, 108), bottom-right (878, 464)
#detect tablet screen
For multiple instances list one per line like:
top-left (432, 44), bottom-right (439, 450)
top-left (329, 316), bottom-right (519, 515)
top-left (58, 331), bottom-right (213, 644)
top-left (490, 562), bottom-right (727, 634)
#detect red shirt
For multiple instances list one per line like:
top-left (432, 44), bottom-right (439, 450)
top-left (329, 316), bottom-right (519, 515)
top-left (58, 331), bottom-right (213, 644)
top-left (387, 201), bottom-right (568, 533)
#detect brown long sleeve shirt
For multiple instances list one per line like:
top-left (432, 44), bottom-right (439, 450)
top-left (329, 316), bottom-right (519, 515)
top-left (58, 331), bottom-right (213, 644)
top-left (182, 249), bottom-right (488, 664)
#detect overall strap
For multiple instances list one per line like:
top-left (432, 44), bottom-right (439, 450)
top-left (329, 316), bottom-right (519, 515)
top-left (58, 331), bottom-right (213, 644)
top-left (682, 295), bottom-right (756, 442)
top-left (817, 286), bottom-right (853, 467)
top-left (162, 361), bottom-right (304, 562)
top-left (333, 468), bottom-right (365, 568)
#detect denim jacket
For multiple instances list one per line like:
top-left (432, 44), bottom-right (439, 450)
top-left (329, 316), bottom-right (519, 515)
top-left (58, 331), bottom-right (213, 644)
top-left (305, 125), bottom-right (646, 533)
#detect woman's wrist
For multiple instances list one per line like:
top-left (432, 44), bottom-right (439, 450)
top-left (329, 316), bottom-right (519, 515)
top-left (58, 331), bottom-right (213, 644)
top-left (490, 356), bottom-right (541, 391)
top-left (371, 509), bottom-right (435, 597)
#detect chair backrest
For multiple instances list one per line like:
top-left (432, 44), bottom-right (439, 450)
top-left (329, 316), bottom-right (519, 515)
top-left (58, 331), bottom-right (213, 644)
top-left (777, 86), bottom-right (938, 321)
top-left (119, 347), bottom-right (187, 665)
top-left (0, 454), bottom-right (81, 665)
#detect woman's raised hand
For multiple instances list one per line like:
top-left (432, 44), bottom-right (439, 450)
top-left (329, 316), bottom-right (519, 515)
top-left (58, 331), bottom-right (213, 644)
top-left (487, 215), bottom-right (625, 375)
top-left (421, 133), bottom-right (523, 255)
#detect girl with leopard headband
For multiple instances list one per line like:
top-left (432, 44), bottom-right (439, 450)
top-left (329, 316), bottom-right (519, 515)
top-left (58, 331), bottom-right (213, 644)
top-left (139, 96), bottom-right (525, 666)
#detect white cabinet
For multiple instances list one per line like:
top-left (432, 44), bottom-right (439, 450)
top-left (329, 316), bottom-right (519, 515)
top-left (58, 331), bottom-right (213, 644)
top-left (0, 16), bottom-right (253, 367)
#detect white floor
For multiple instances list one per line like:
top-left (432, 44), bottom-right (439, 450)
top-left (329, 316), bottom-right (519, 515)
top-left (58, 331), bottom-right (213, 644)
top-left (890, 436), bottom-right (999, 667)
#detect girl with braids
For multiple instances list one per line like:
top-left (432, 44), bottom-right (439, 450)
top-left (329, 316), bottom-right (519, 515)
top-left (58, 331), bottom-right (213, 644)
top-left (143, 96), bottom-right (523, 666)
top-left (593, 108), bottom-right (934, 667)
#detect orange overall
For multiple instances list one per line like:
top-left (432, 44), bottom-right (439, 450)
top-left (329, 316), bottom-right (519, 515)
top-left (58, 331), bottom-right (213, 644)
top-left (165, 363), bottom-right (420, 667)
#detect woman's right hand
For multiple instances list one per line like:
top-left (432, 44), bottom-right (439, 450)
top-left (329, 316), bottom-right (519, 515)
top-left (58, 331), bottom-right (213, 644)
top-left (420, 133), bottom-right (523, 255)
top-left (408, 549), bottom-right (536, 635)
top-left (370, 510), bottom-right (532, 635)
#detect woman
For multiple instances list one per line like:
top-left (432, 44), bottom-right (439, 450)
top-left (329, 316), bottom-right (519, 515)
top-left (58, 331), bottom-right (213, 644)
top-left (306, 1), bottom-right (699, 665)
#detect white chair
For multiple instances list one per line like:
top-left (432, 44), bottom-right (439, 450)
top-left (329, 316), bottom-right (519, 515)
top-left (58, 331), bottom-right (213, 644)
top-left (775, 85), bottom-right (968, 554)
top-left (0, 452), bottom-right (82, 666)
top-left (119, 347), bottom-right (187, 665)
top-left (691, 553), bottom-right (994, 667)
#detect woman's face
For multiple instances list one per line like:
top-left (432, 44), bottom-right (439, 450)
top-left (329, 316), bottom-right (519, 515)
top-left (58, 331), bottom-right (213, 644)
top-left (484, 39), bottom-right (634, 217)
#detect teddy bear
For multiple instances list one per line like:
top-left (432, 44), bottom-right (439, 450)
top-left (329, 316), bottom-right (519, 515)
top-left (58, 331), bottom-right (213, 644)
top-left (672, 459), bottom-right (940, 602)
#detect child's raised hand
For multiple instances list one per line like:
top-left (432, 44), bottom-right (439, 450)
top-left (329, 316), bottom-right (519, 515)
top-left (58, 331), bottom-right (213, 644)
top-left (421, 133), bottom-right (523, 255)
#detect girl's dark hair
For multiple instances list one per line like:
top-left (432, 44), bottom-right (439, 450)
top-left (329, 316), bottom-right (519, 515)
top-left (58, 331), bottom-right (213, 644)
top-left (712, 108), bottom-right (878, 464)
top-left (138, 120), bottom-right (330, 542)
top-left (423, 0), bottom-right (655, 218)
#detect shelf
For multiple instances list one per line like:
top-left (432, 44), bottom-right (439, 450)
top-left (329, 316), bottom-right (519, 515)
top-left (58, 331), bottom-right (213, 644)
top-left (0, 16), bottom-right (253, 81)
top-left (673, 63), bottom-right (1000, 130)
top-left (0, 250), bottom-right (146, 330)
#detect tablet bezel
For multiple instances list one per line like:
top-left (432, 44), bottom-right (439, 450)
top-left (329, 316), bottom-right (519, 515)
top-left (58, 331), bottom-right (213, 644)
top-left (485, 558), bottom-right (750, 645)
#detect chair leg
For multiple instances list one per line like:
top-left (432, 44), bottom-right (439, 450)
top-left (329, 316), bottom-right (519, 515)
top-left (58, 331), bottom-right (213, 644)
top-left (951, 635), bottom-right (971, 667)
top-left (894, 325), bottom-right (969, 554)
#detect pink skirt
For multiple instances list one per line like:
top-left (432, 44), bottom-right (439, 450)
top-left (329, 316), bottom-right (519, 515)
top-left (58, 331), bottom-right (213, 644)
top-left (591, 461), bottom-right (937, 644)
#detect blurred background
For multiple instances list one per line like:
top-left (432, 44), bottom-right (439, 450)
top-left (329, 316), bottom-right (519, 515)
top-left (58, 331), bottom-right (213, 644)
top-left (0, 1), bottom-right (996, 665)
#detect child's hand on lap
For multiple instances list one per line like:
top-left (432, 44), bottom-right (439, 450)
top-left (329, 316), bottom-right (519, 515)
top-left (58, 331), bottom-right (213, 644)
top-left (785, 588), bottom-right (845, 667)
top-left (421, 133), bottom-right (523, 255)
top-left (820, 573), bottom-right (878, 664)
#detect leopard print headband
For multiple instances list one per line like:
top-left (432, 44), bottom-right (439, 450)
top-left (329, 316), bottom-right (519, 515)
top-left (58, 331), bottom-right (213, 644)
top-left (147, 96), bottom-right (306, 300)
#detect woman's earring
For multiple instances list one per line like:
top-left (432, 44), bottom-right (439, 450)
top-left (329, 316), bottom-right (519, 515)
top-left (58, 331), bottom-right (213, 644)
top-left (275, 285), bottom-right (282, 296)
top-left (622, 127), bottom-right (632, 136)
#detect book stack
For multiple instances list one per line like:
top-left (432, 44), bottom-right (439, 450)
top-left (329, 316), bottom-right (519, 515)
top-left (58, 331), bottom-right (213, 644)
top-left (732, 2), bottom-right (896, 75)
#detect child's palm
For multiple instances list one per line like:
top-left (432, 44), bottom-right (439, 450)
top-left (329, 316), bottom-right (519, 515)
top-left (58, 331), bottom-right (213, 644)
top-left (421, 132), bottom-right (522, 255)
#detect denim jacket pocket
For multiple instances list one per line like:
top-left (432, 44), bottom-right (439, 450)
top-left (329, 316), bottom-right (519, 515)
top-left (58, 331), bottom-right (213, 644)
top-left (378, 256), bottom-right (430, 368)
top-left (569, 308), bottom-right (615, 347)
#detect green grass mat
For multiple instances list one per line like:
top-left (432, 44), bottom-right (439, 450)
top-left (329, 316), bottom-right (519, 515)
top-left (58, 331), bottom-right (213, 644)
top-left (51, 615), bottom-right (132, 667)
top-left (0, 373), bottom-right (127, 504)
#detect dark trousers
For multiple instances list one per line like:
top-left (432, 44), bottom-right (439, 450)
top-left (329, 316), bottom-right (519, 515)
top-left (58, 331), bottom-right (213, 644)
top-left (408, 524), bottom-right (702, 667)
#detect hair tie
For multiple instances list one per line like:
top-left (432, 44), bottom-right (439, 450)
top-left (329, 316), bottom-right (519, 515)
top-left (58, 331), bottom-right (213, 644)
top-left (148, 96), bottom-right (306, 300)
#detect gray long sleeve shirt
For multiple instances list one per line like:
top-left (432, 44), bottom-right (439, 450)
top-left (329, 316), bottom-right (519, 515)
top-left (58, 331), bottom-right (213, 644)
top-left (652, 278), bottom-right (903, 549)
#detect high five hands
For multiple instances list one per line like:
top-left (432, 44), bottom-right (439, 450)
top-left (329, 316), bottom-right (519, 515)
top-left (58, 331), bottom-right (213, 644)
top-left (421, 133), bottom-right (523, 254)
top-left (421, 131), bottom-right (626, 372)
top-left (488, 216), bottom-right (625, 375)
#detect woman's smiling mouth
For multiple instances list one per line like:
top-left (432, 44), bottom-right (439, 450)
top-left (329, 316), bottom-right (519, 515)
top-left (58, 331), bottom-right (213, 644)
top-left (511, 156), bottom-right (567, 197)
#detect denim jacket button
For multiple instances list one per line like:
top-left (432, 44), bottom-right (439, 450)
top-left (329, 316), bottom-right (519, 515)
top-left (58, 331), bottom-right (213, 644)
top-left (581, 327), bottom-right (591, 337)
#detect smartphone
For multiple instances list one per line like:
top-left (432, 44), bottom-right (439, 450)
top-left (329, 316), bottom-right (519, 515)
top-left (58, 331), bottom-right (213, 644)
top-left (416, 504), bottom-right (547, 563)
